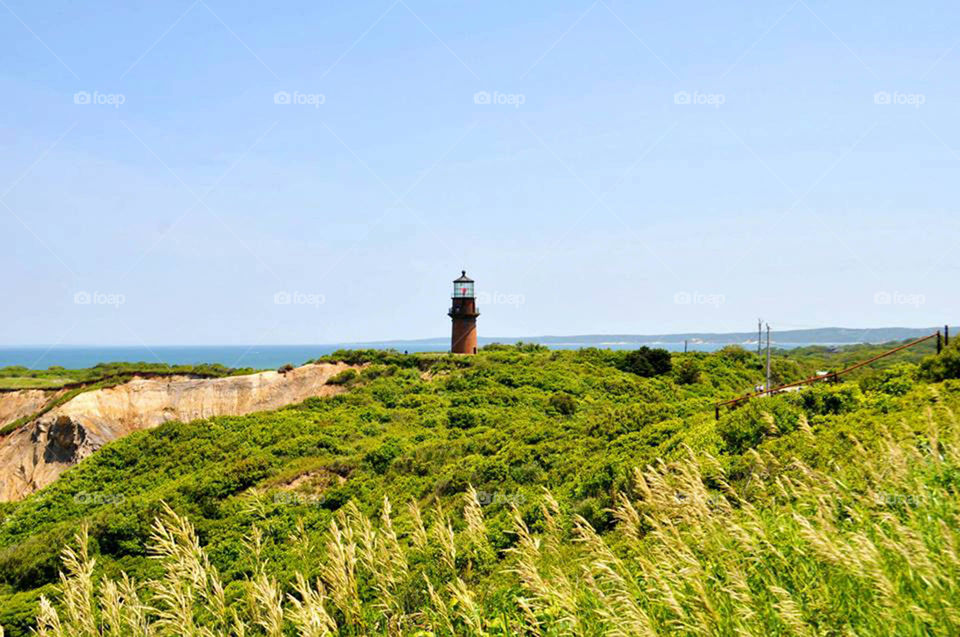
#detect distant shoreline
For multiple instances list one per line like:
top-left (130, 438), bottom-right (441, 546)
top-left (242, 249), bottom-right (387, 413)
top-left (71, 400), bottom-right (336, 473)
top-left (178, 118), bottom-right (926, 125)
top-left (1, 326), bottom-right (951, 369)
top-left (5, 325), bottom-right (951, 350)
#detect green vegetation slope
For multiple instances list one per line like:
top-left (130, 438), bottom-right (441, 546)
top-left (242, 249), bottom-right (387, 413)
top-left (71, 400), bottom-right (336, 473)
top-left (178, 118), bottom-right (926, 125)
top-left (1, 341), bottom-right (958, 635)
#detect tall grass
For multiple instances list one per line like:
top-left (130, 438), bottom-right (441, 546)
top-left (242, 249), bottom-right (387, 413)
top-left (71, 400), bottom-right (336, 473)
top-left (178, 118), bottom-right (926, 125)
top-left (33, 405), bottom-right (960, 635)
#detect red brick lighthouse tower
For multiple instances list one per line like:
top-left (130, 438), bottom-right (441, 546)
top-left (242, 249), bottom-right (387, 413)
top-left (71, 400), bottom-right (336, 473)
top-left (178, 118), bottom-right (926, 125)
top-left (449, 270), bottom-right (479, 354)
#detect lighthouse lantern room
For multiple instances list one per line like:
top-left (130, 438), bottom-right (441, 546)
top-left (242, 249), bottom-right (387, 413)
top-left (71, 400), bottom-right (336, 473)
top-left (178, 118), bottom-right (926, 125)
top-left (448, 270), bottom-right (479, 354)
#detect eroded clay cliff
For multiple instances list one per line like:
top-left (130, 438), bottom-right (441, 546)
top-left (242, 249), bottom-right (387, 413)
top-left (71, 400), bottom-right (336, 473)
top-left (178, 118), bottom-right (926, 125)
top-left (0, 388), bottom-right (61, 429)
top-left (0, 363), bottom-right (357, 501)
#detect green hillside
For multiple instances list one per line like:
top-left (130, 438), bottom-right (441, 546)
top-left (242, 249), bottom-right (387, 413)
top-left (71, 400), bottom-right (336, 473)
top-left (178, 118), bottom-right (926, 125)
top-left (0, 362), bottom-right (259, 437)
top-left (0, 361), bottom-right (258, 390)
top-left (1, 341), bottom-right (958, 635)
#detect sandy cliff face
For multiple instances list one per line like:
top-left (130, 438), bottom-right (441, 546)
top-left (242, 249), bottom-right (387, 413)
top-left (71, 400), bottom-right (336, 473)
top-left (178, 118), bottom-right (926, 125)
top-left (0, 363), bottom-right (356, 502)
top-left (0, 389), bottom-right (60, 429)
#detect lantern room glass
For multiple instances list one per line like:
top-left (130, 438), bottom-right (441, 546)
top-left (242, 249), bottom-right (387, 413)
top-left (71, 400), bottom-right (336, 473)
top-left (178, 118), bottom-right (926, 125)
top-left (453, 281), bottom-right (474, 298)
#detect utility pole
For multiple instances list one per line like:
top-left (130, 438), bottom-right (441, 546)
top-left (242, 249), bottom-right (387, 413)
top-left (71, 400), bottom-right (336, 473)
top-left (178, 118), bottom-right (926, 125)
top-left (765, 323), bottom-right (772, 394)
top-left (758, 319), bottom-right (763, 356)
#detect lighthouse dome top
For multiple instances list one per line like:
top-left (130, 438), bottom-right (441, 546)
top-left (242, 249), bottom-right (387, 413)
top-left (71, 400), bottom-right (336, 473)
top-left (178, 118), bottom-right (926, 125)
top-left (452, 271), bottom-right (475, 299)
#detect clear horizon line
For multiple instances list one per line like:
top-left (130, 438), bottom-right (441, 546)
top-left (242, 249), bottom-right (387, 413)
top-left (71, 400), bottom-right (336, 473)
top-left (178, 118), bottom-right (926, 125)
top-left (1, 325), bottom-right (951, 349)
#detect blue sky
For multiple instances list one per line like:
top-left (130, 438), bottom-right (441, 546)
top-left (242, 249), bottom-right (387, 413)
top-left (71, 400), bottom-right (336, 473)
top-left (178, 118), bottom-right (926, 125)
top-left (1, 0), bottom-right (958, 345)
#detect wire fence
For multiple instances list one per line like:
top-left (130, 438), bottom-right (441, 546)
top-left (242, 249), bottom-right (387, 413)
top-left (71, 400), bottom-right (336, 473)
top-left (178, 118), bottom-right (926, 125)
top-left (715, 329), bottom-right (949, 419)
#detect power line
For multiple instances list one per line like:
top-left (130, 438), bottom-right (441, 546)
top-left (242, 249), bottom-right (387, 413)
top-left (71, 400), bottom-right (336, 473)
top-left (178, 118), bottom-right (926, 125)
top-left (715, 330), bottom-right (943, 419)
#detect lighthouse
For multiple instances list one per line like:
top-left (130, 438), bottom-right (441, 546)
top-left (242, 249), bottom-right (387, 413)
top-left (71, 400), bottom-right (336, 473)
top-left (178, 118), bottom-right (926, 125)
top-left (449, 270), bottom-right (479, 354)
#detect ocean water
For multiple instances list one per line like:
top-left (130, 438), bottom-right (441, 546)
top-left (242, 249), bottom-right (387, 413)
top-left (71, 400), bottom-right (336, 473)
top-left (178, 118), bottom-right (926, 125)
top-left (0, 340), bottom-right (763, 370)
top-left (0, 344), bottom-right (431, 370)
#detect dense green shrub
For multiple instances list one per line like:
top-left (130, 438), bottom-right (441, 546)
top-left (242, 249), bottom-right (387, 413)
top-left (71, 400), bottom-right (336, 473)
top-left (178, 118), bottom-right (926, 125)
top-left (919, 344), bottom-right (960, 381)
top-left (717, 398), bottom-right (803, 454)
top-left (326, 368), bottom-right (359, 385)
top-left (618, 347), bottom-right (672, 377)
top-left (181, 455), bottom-right (272, 514)
top-left (674, 358), bottom-right (701, 385)
top-left (447, 408), bottom-right (484, 429)
top-left (718, 345), bottom-right (753, 363)
top-left (363, 438), bottom-right (403, 474)
top-left (548, 393), bottom-right (577, 416)
top-left (860, 363), bottom-right (915, 396)
top-left (795, 384), bottom-right (864, 416)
